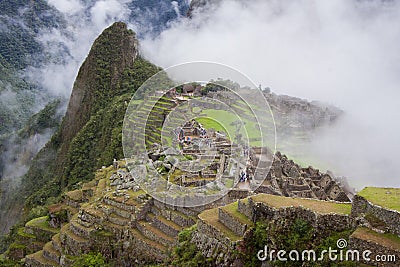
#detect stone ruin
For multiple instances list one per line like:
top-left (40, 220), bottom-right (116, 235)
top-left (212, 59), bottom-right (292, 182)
top-left (191, 192), bottom-right (400, 266)
top-left (144, 117), bottom-right (352, 202)
top-left (18, 86), bottom-right (385, 266)
top-left (145, 115), bottom-right (238, 189)
top-left (255, 151), bottom-right (352, 202)
top-left (126, 84), bottom-right (352, 202)
top-left (18, 159), bottom-right (399, 267)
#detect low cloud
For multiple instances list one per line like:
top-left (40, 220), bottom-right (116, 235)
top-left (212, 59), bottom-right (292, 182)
top-left (35, 0), bottom-right (189, 98)
top-left (172, 1), bottom-right (181, 17)
top-left (32, 0), bottom-right (132, 98)
top-left (47, 0), bottom-right (84, 14)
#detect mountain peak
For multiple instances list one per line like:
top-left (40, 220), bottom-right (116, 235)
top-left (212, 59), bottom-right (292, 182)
top-left (60, 22), bottom-right (138, 151)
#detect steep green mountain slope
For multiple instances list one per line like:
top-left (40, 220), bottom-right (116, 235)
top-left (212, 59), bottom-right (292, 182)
top-left (0, 22), bottom-right (162, 244)
top-left (23, 22), bottom-right (160, 205)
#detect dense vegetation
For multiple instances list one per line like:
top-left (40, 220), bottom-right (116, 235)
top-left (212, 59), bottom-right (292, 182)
top-left (18, 99), bottom-right (63, 139)
top-left (64, 57), bottom-right (162, 187)
top-left (167, 225), bottom-right (208, 267)
top-left (0, 98), bottom-right (63, 252)
top-left (72, 253), bottom-right (110, 267)
top-left (22, 55), bottom-right (161, 205)
top-left (0, 98), bottom-right (62, 191)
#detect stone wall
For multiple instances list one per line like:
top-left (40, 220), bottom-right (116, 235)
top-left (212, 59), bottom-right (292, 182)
top-left (150, 216), bottom-right (179, 237)
top-left (237, 199), bottom-right (252, 219)
top-left (350, 233), bottom-right (400, 267)
top-left (191, 230), bottom-right (236, 266)
top-left (136, 197), bottom-right (153, 221)
top-left (218, 208), bottom-right (247, 236)
top-left (191, 220), bottom-right (237, 267)
top-left (260, 151), bottom-right (352, 202)
top-left (247, 198), bottom-right (352, 238)
top-left (196, 219), bottom-right (236, 249)
top-left (352, 195), bottom-right (400, 236)
top-left (226, 189), bottom-right (251, 200)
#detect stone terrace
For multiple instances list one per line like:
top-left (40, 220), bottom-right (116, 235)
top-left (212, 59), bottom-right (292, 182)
top-left (192, 193), bottom-right (353, 264)
top-left (24, 162), bottom-right (208, 266)
top-left (350, 227), bottom-right (400, 267)
top-left (349, 187), bottom-right (400, 266)
top-left (127, 93), bottom-right (178, 154)
top-left (22, 158), bottom-right (400, 267)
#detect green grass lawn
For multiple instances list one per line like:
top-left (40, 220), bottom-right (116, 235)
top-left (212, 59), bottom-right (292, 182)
top-left (25, 216), bottom-right (58, 233)
top-left (17, 227), bottom-right (35, 239)
top-left (224, 179), bottom-right (234, 189)
top-left (130, 99), bottom-right (143, 106)
top-left (195, 117), bottom-right (228, 134)
top-left (351, 227), bottom-right (400, 250)
top-left (358, 187), bottom-right (400, 212)
top-left (198, 208), bottom-right (242, 241)
top-left (251, 194), bottom-right (352, 215)
top-left (196, 109), bottom-right (264, 146)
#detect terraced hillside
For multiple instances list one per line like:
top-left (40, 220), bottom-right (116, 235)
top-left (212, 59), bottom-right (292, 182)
top-left (192, 194), bottom-right (353, 265)
top-left (142, 94), bottom-right (178, 150)
top-left (4, 159), bottom-right (397, 266)
top-left (20, 161), bottom-right (201, 266)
